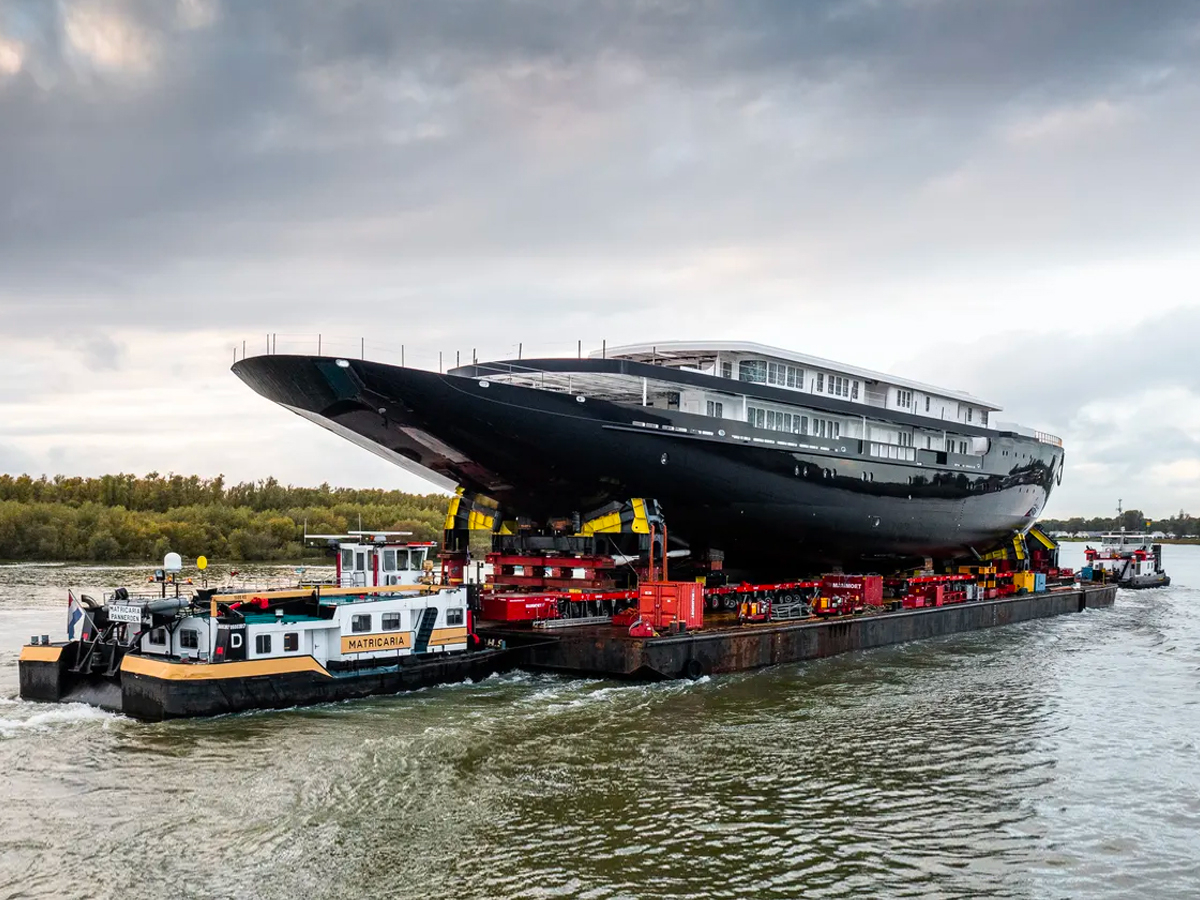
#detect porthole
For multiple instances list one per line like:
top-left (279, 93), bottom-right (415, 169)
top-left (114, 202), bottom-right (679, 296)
top-left (480, 380), bottom-right (490, 388)
top-left (718, 429), bottom-right (726, 437)
top-left (576, 395), bottom-right (586, 403)
top-left (335, 359), bottom-right (350, 368)
top-left (661, 453), bottom-right (669, 465)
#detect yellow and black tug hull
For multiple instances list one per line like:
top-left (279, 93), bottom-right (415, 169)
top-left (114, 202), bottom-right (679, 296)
top-left (19, 642), bottom-right (511, 722)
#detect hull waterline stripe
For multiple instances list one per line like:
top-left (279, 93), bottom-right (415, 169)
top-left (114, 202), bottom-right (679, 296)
top-left (121, 655), bottom-right (332, 681)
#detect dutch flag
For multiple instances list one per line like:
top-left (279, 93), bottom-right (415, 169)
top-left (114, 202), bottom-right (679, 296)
top-left (67, 590), bottom-right (92, 641)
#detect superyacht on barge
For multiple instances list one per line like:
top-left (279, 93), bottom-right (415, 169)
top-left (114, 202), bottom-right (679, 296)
top-left (233, 341), bottom-right (1064, 571)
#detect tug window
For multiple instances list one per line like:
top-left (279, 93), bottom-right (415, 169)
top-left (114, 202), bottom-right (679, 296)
top-left (180, 629), bottom-right (199, 649)
top-left (283, 633), bottom-right (299, 652)
top-left (255, 634), bottom-right (272, 654)
top-left (382, 613), bottom-right (402, 631)
top-left (446, 608), bottom-right (465, 627)
top-left (351, 614), bottom-right (371, 633)
top-left (148, 628), bottom-right (166, 646)
top-left (341, 549), bottom-right (353, 570)
top-left (382, 549), bottom-right (396, 571)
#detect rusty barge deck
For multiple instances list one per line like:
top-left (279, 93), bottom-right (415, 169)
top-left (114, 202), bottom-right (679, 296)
top-left (480, 584), bottom-right (1118, 680)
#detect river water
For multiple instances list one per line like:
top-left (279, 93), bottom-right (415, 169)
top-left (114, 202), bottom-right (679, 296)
top-left (1, 545), bottom-right (1197, 899)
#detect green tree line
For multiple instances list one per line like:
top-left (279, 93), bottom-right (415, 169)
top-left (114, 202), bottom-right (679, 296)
top-left (1039, 509), bottom-right (1200, 537)
top-left (0, 473), bottom-right (450, 562)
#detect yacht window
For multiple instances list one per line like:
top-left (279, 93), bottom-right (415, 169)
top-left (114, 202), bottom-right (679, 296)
top-left (706, 400), bottom-right (724, 418)
top-left (351, 614), bottom-right (372, 633)
top-left (341, 549), bottom-right (353, 570)
top-left (800, 415), bottom-right (809, 435)
top-left (816, 373), bottom-right (824, 393)
top-left (828, 375), bottom-right (850, 397)
top-left (255, 634), bottom-right (272, 655)
top-left (447, 608), bottom-right (465, 626)
top-left (967, 407), bottom-right (974, 423)
top-left (925, 396), bottom-right (931, 412)
top-left (721, 361), bottom-right (732, 379)
top-left (382, 612), bottom-right (402, 631)
top-left (383, 549), bottom-right (396, 571)
top-left (819, 420), bottom-right (827, 438)
top-left (899, 432), bottom-right (913, 447)
top-left (180, 629), bottom-right (199, 649)
top-left (739, 360), bottom-right (767, 383)
top-left (852, 381), bottom-right (859, 400)
top-left (747, 406), bottom-right (766, 428)
top-left (284, 633), bottom-right (299, 652)
top-left (666, 392), bottom-right (680, 409)
top-left (897, 390), bottom-right (913, 408)
top-left (149, 628), bottom-right (166, 646)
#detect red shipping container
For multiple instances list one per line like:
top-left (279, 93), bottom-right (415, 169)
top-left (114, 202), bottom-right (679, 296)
top-left (480, 595), bottom-right (559, 622)
top-left (820, 575), bottom-right (884, 609)
top-left (638, 582), bottom-right (704, 630)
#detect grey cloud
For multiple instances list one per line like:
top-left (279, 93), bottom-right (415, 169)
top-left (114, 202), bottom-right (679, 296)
top-left (3, 0), bottom-right (1200, 333)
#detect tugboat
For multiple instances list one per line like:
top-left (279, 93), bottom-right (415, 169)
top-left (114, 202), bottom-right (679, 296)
top-left (1082, 503), bottom-right (1170, 589)
top-left (18, 537), bottom-right (509, 721)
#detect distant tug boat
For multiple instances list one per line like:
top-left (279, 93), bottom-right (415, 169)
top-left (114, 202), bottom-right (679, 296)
top-left (1081, 506), bottom-right (1171, 589)
top-left (18, 535), bottom-right (508, 721)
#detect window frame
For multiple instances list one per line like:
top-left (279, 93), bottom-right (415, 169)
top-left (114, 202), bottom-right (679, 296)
top-left (179, 629), bottom-right (199, 650)
top-left (283, 632), bottom-right (299, 653)
top-left (351, 614), bottom-right (372, 633)
top-left (255, 633), bottom-right (272, 655)
top-left (382, 612), bottom-right (402, 631)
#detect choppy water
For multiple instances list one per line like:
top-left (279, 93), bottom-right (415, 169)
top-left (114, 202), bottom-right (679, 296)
top-left (1, 546), bottom-right (1198, 899)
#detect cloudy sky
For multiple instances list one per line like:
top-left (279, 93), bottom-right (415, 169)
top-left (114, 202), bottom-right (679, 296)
top-left (2, 0), bottom-right (1198, 517)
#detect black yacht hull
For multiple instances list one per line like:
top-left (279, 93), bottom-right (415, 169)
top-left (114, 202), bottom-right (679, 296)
top-left (233, 356), bottom-right (1062, 571)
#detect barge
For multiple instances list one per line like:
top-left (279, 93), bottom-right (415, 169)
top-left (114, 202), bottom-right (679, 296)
top-left (486, 584), bottom-right (1118, 680)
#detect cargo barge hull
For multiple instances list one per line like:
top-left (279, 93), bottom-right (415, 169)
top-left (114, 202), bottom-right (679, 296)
top-left (482, 585), bottom-right (1118, 680)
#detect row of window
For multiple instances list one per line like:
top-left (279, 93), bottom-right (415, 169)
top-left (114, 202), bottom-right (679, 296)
top-left (719, 359), bottom-right (989, 424)
top-left (255, 633), bottom-right (300, 654)
top-left (149, 628), bottom-right (300, 654)
top-left (738, 359), bottom-right (806, 389)
top-left (746, 407), bottom-right (842, 439)
top-left (341, 548), bottom-right (427, 573)
top-left (350, 609), bottom-right (464, 633)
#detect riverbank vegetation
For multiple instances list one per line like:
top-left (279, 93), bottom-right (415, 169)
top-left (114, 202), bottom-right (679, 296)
top-left (1039, 509), bottom-right (1200, 538)
top-left (0, 473), bottom-right (450, 562)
